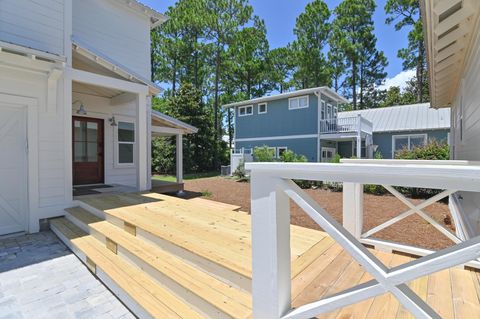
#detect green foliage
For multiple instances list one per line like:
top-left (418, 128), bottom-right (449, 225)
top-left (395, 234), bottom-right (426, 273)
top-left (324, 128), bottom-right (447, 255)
top-left (364, 151), bottom-right (386, 195)
top-left (152, 83), bottom-right (228, 174)
top-left (332, 0), bottom-right (387, 110)
top-left (232, 160), bottom-right (247, 181)
top-left (395, 140), bottom-right (450, 198)
top-left (268, 47), bottom-right (294, 93)
top-left (253, 146), bottom-right (276, 162)
top-left (291, 0), bottom-right (332, 89)
top-left (385, 0), bottom-right (429, 103)
top-left (394, 139), bottom-right (449, 160)
top-left (280, 150), bottom-right (307, 163)
top-left (330, 153), bottom-right (342, 163)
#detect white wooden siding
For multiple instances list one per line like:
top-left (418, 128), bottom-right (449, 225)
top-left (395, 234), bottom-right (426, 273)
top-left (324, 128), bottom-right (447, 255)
top-left (0, 0), bottom-right (64, 55)
top-left (72, 0), bottom-right (151, 78)
top-left (72, 92), bottom-right (138, 187)
top-left (0, 64), bottom-right (68, 229)
top-left (452, 21), bottom-right (480, 235)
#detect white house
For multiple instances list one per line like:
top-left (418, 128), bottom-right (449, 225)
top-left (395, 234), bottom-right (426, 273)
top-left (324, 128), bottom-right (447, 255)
top-left (0, 0), bottom-right (195, 236)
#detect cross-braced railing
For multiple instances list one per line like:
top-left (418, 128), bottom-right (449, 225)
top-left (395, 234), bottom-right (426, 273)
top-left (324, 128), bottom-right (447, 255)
top-left (246, 161), bottom-right (480, 319)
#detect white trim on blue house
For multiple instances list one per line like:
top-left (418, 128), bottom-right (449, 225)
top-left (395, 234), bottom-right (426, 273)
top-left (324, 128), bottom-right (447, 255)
top-left (288, 95), bottom-right (309, 110)
top-left (238, 105), bottom-right (253, 117)
top-left (258, 102), bottom-right (268, 114)
top-left (391, 133), bottom-right (428, 159)
top-left (235, 134), bottom-right (318, 142)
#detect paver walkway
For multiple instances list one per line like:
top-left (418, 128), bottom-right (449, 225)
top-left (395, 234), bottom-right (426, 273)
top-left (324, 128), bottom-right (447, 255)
top-left (0, 231), bottom-right (135, 319)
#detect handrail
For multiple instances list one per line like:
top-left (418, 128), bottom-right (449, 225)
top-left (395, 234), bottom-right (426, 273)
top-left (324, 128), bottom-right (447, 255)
top-left (247, 161), bottom-right (480, 319)
top-left (320, 116), bottom-right (373, 135)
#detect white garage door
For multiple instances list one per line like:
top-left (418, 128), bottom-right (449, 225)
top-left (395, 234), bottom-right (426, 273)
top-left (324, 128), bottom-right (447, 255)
top-left (0, 104), bottom-right (27, 235)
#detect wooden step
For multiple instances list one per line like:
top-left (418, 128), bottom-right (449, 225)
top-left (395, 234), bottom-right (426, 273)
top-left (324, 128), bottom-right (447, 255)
top-left (90, 220), bottom-right (252, 319)
top-left (50, 218), bottom-right (206, 319)
top-left (65, 206), bottom-right (103, 233)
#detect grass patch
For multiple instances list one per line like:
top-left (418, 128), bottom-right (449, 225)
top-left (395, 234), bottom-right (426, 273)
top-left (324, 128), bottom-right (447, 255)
top-left (201, 189), bottom-right (213, 198)
top-left (152, 171), bottom-right (220, 182)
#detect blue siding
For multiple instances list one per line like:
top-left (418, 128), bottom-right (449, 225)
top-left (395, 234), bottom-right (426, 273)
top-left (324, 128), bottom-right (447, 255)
top-left (236, 138), bottom-right (318, 162)
top-left (373, 129), bottom-right (449, 159)
top-left (235, 94), bottom-right (318, 139)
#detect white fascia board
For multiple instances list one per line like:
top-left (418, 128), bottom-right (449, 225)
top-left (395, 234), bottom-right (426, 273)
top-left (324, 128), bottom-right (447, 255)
top-left (151, 110), bottom-right (198, 134)
top-left (222, 87), bottom-right (348, 109)
top-left (0, 40), bottom-right (66, 63)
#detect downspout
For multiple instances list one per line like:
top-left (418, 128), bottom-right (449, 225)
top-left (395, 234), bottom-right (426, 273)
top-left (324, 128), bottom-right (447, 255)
top-left (314, 90), bottom-right (321, 162)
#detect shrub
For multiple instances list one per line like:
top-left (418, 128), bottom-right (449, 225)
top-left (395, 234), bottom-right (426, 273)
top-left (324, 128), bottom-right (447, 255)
top-left (364, 151), bottom-right (386, 195)
top-left (253, 146), bottom-right (276, 162)
top-left (394, 140), bottom-right (450, 198)
top-left (331, 153), bottom-right (342, 163)
top-left (280, 150), bottom-right (308, 163)
top-left (232, 160), bottom-right (249, 182)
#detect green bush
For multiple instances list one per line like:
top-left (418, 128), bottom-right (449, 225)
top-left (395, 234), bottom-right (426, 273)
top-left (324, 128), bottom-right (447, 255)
top-left (280, 150), bottom-right (308, 163)
top-left (394, 140), bottom-right (450, 198)
top-left (253, 146), bottom-right (276, 162)
top-left (330, 153), bottom-right (342, 163)
top-left (364, 151), bottom-right (386, 195)
top-left (232, 160), bottom-right (249, 182)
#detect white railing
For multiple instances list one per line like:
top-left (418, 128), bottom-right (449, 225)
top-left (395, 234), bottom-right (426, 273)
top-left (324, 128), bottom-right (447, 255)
top-left (246, 161), bottom-right (480, 319)
top-left (319, 115), bottom-right (373, 135)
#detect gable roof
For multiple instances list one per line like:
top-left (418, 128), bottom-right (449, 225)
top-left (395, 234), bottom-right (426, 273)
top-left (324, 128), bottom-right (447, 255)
top-left (152, 110), bottom-right (198, 134)
top-left (222, 87), bottom-right (349, 109)
top-left (338, 103), bottom-right (451, 133)
top-left (116, 0), bottom-right (168, 29)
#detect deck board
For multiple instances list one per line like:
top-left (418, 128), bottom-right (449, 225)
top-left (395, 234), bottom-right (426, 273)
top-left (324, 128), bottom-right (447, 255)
top-left (75, 193), bottom-right (480, 318)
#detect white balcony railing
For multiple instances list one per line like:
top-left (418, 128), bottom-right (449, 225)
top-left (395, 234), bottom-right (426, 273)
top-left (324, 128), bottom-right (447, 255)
top-left (320, 115), bottom-right (373, 135)
top-left (246, 161), bottom-right (480, 319)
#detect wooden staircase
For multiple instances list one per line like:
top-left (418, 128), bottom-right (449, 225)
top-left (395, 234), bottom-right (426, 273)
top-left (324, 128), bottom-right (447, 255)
top-left (50, 193), bottom-right (327, 319)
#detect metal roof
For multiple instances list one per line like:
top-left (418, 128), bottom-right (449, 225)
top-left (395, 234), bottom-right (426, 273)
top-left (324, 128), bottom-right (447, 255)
top-left (152, 110), bottom-right (198, 134)
top-left (338, 103), bottom-right (451, 133)
top-left (116, 0), bottom-right (169, 29)
top-left (222, 87), bottom-right (349, 108)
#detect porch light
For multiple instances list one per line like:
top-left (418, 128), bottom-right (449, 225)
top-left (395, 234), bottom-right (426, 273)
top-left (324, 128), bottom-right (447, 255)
top-left (109, 116), bottom-right (118, 127)
top-left (73, 100), bottom-right (87, 115)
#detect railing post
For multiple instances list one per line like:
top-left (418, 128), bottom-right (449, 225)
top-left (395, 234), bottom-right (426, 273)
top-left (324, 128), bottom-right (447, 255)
top-left (343, 183), bottom-right (364, 238)
top-left (251, 172), bottom-right (291, 319)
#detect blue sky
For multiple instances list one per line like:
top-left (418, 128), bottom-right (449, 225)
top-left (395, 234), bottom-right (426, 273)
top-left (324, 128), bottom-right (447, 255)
top-left (143, 0), bottom-right (414, 89)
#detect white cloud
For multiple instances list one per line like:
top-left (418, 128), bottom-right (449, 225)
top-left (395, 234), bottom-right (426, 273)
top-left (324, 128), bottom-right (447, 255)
top-left (378, 69), bottom-right (416, 91)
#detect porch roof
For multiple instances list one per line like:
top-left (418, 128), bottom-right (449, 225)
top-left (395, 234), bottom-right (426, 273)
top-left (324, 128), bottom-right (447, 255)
top-left (72, 36), bottom-right (162, 96)
top-left (0, 40), bottom-right (66, 63)
top-left (151, 110), bottom-right (198, 136)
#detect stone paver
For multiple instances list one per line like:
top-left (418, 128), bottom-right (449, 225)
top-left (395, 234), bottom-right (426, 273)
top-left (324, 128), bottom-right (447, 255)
top-left (0, 231), bottom-right (135, 319)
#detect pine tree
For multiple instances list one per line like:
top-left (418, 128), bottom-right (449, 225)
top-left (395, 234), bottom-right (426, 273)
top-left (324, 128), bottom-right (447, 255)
top-left (292, 0), bottom-right (331, 89)
top-left (385, 0), bottom-right (428, 103)
top-left (267, 47), bottom-right (294, 93)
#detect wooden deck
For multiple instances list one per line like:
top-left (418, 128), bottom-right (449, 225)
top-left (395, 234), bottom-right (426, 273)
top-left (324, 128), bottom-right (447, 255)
top-left (51, 192), bottom-right (480, 318)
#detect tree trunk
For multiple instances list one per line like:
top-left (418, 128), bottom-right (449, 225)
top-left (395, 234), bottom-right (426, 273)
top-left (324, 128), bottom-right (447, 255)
top-left (213, 48), bottom-right (221, 169)
top-left (172, 55), bottom-right (177, 96)
top-left (352, 58), bottom-right (357, 110)
top-left (228, 108), bottom-right (233, 149)
top-left (417, 40), bottom-right (425, 103)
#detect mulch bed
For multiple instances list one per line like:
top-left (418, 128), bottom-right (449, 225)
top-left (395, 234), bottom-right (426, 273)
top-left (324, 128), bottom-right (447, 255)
top-left (183, 177), bottom-right (454, 250)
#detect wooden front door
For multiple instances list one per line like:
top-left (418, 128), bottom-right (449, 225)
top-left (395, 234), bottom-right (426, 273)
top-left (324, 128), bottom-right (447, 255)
top-left (73, 117), bottom-right (104, 185)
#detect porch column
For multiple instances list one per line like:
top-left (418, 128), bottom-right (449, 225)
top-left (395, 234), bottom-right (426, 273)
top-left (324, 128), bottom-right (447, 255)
top-left (137, 92), bottom-right (148, 191)
top-left (356, 114), bottom-right (362, 158)
top-left (176, 134), bottom-right (183, 184)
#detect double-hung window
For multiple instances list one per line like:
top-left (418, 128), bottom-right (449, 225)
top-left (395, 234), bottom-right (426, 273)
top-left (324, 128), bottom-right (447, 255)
top-left (288, 96), bottom-right (309, 110)
top-left (117, 121), bottom-right (135, 166)
top-left (392, 134), bottom-right (427, 158)
top-left (258, 103), bottom-right (267, 114)
top-left (238, 105), bottom-right (253, 116)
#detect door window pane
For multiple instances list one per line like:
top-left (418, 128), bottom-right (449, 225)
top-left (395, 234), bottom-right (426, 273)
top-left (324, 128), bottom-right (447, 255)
top-left (86, 122), bottom-right (98, 142)
top-left (87, 142), bottom-right (97, 162)
top-left (74, 121), bottom-right (86, 142)
top-left (74, 142), bottom-right (86, 162)
top-left (118, 122), bottom-right (135, 142)
top-left (119, 144), bottom-right (134, 164)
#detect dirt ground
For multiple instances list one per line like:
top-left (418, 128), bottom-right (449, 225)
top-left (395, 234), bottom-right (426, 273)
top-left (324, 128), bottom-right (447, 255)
top-left (182, 176), bottom-right (454, 250)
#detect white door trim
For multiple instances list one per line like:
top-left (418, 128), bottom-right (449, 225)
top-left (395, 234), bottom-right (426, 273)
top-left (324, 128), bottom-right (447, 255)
top-left (0, 93), bottom-right (39, 233)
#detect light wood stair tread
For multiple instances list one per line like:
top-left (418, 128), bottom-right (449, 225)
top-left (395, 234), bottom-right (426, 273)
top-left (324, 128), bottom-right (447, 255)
top-left (51, 218), bottom-right (206, 319)
top-left (65, 206), bottom-right (102, 225)
top-left (91, 220), bottom-right (252, 317)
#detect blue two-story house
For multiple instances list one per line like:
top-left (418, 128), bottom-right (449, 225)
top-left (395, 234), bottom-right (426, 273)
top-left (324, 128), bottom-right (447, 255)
top-left (224, 87), bottom-right (451, 169)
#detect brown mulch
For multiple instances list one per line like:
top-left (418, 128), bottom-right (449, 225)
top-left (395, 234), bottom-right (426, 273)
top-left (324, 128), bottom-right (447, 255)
top-left (183, 177), bottom-right (455, 251)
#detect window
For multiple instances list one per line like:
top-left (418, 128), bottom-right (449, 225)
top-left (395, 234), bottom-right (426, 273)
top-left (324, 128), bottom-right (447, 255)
top-left (327, 103), bottom-right (332, 119)
top-left (321, 101), bottom-right (326, 119)
top-left (277, 147), bottom-right (288, 158)
top-left (238, 105), bottom-right (253, 116)
top-left (392, 134), bottom-right (427, 158)
top-left (117, 121), bottom-right (135, 165)
top-left (258, 103), bottom-right (267, 114)
top-left (289, 95), bottom-right (309, 110)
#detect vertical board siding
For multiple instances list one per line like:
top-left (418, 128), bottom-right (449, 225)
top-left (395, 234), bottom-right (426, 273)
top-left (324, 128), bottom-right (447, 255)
top-left (72, 0), bottom-right (151, 78)
top-left (0, 0), bottom-right (64, 55)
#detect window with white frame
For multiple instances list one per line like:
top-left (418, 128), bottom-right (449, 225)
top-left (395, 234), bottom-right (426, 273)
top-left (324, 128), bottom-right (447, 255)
top-left (327, 103), bottom-right (332, 119)
top-left (392, 134), bottom-right (427, 158)
top-left (277, 147), bottom-right (288, 158)
top-left (321, 101), bottom-right (326, 119)
top-left (117, 121), bottom-right (135, 165)
top-left (238, 105), bottom-right (253, 116)
top-left (289, 95), bottom-right (309, 110)
top-left (258, 103), bottom-right (267, 114)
